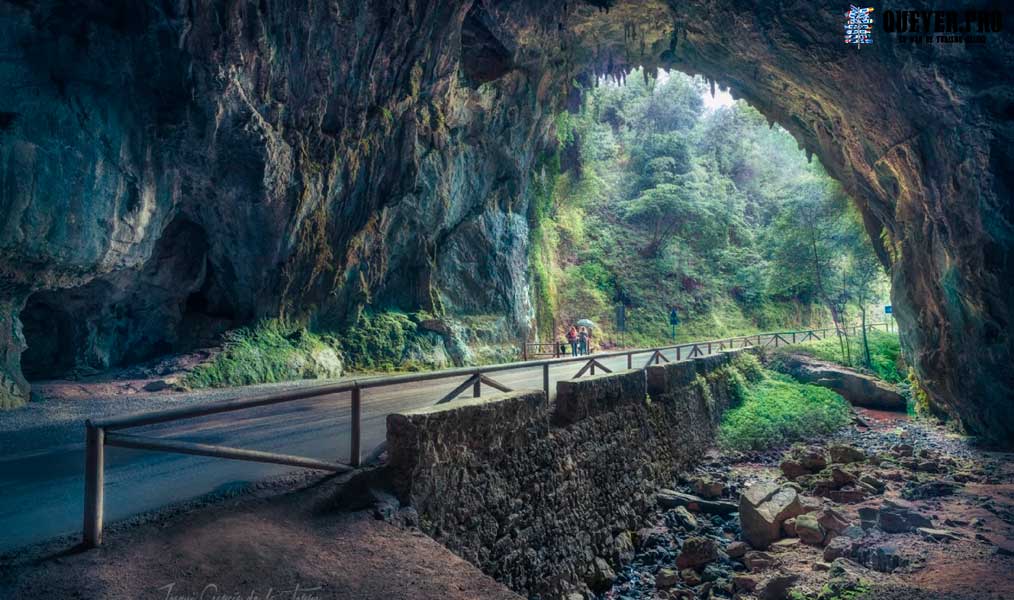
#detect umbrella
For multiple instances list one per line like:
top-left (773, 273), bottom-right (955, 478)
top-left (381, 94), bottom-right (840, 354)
top-left (576, 319), bottom-right (596, 328)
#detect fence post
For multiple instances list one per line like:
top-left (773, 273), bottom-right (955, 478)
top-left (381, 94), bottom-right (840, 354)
top-left (83, 422), bottom-right (105, 547)
top-left (676, 346), bottom-right (681, 361)
top-left (350, 385), bottom-right (362, 467)
top-left (543, 363), bottom-right (550, 398)
top-left (590, 360), bottom-right (596, 375)
top-left (627, 352), bottom-right (632, 369)
top-left (707, 342), bottom-right (712, 355)
top-left (473, 372), bottom-right (481, 397)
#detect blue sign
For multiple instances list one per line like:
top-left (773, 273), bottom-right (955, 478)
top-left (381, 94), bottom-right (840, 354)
top-left (884, 305), bottom-right (892, 314)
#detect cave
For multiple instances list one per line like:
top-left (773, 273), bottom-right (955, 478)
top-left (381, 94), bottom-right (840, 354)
top-left (17, 217), bottom-right (237, 380)
top-left (0, 1), bottom-right (1011, 445)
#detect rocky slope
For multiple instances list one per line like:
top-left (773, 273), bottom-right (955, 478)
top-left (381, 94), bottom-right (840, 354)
top-left (1, 1), bottom-right (1011, 444)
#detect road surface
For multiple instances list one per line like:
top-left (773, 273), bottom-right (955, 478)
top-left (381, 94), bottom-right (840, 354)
top-left (0, 339), bottom-right (780, 553)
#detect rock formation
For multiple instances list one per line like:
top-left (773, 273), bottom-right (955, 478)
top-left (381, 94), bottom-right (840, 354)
top-left (1, 1), bottom-right (1011, 444)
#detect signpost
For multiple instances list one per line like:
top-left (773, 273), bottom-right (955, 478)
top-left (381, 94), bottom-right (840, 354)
top-left (884, 305), bottom-right (893, 331)
top-left (669, 308), bottom-right (680, 342)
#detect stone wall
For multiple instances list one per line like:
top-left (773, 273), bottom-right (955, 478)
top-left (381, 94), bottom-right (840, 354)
top-left (385, 350), bottom-right (744, 598)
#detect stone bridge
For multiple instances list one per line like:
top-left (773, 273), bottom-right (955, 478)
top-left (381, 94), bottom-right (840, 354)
top-left (383, 349), bottom-right (747, 598)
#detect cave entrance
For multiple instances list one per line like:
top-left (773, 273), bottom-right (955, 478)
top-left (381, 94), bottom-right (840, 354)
top-left (541, 67), bottom-right (891, 349)
top-left (19, 218), bottom-right (240, 381)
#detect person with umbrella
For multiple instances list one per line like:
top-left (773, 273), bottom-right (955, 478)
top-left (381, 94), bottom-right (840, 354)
top-left (576, 319), bottom-right (595, 355)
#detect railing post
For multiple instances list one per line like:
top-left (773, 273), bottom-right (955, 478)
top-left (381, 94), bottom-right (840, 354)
top-left (590, 360), bottom-right (596, 375)
top-left (473, 372), bottom-right (481, 397)
top-left (676, 346), bottom-right (681, 361)
top-left (707, 342), bottom-right (712, 355)
top-left (83, 422), bottom-right (105, 547)
top-left (543, 363), bottom-right (550, 398)
top-left (350, 385), bottom-right (361, 467)
top-left (792, 332), bottom-right (796, 343)
top-left (627, 352), bottom-right (632, 369)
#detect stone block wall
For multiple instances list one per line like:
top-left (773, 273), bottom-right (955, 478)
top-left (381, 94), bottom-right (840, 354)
top-left (385, 350), bottom-right (745, 598)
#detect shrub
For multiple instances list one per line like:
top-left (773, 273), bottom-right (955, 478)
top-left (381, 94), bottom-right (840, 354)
top-left (718, 370), bottom-right (852, 451)
top-left (731, 352), bottom-right (764, 383)
top-left (183, 320), bottom-right (342, 389)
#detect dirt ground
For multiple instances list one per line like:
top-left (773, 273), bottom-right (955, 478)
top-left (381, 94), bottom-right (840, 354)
top-left (0, 474), bottom-right (519, 600)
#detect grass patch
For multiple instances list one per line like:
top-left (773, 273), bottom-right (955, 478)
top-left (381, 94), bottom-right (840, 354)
top-left (718, 369), bottom-right (852, 451)
top-left (182, 320), bottom-right (342, 389)
top-left (783, 330), bottom-right (903, 384)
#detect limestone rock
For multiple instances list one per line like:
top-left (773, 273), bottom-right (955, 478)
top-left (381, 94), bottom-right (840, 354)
top-left (774, 355), bottom-right (906, 411)
top-left (676, 536), bottom-right (719, 569)
top-left (726, 541), bottom-right (749, 559)
top-left (757, 573), bottom-right (799, 600)
top-left (794, 512), bottom-right (826, 546)
top-left (739, 483), bottom-right (804, 549)
top-left (829, 444), bottom-right (867, 464)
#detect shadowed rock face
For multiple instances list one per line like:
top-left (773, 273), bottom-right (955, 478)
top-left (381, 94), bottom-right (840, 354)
top-left (0, 1), bottom-right (1011, 443)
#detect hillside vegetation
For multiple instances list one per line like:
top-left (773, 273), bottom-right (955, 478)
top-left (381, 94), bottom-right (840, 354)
top-left (531, 69), bottom-right (888, 348)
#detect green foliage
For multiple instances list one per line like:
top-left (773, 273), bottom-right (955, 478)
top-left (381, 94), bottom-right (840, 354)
top-left (783, 330), bottom-right (903, 384)
top-left (528, 67), bottom-right (885, 349)
top-left (718, 369), bottom-right (852, 451)
top-left (339, 310), bottom-right (418, 371)
top-left (183, 320), bottom-right (343, 389)
top-left (731, 352), bottom-right (765, 382)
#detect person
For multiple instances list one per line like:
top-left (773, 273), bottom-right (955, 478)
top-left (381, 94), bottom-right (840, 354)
top-left (578, 327), bottom-right (588, 356)
top-left (566, 325), bottom-right (579, 357)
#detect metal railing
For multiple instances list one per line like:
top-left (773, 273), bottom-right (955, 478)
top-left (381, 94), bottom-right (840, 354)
top-left (80, 321), bottom-right (889, 546)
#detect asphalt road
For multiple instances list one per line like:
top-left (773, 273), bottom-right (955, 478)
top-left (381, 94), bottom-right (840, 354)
top-left (0, 341), bottom-right (768, 553)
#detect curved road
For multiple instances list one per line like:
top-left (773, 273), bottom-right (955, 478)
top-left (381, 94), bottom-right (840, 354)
top-left (0, 337), bottom-right (801, 553)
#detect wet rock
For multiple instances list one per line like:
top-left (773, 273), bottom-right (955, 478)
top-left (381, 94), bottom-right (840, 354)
top-left (903, 480), bottom-right (960, 500)
top-left (852, 543), bottom-right (909, 573)
top-left (795, 512), bottom-right (826, 545)
top-left (676, 536), bottom-right (719, 569)
top-left (815, 508), bottom-right (851, 535)
top-left (672, 506), bottom-right (698, 530)
top-left (743, 551), bottom-right (775, 572)
top-left (655, 568), bottom-right (679, 589)
top-left (823, 536), bottom-right (854, 562)
top-left (797, 447), bottom-right (829, 471)
top-left (771, 538), bottom-right (802, 550)
top-left (739, 483), bottom-right (804, 549)
top-left (859, 474), bottom-right (886, 492)
top-left (726, 541), bottom-right (749, 559)
top-left (757, 573), bottom-right (799, 600)
top-left (831, 466), bottom-right (858, 488)
top-left (828, 488), bottom-right (866, 504)
top-left (917, 528), bottom-right (961, 542)
top-left (732, 574), bottom-right (759, 592)
top-left (829, 444), bottom-right (867, 464)
top-left (877, 499), bottom-right (933, 533)
top-left (680, 568), bottom-right (702, 586)
top-left (780, 459), bottom-right (808, 480)
top-left (587, 557), bottom-right (616, 592)
top-left (692, 477), bottom-right (725, 499)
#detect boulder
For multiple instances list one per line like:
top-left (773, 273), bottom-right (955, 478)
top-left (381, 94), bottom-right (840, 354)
top-left (829, 444), bottom-right (867, 464)
top-left (655, 568), bottom-right (679, 588)
top-left (823, 535), bottom-right (854, 562)
top-left (739, 483), bottom-right (804, 549)
top-left (794, 512), bottom-right (826, 545)
top-left (692, 477), bottom-right (725, 499)
top-left (830, 467), bottom-right (858, 488)
top-left (680, 568), bottom-right (702, 586)
top-left (586, 557), bottom-right (616, 592)
top-left (672, 506), bottom-right (698, 530)
top-left (816, 508), bottom-right (851, 534)
top-left (726, 541), bottom-right (749, 559)
top-left (775, 354), bottom-right (906, 411)
top-left (732, 574), bottom-right (759, 592)
top-left (797, 447), bottom-right (828, 471)
top-left (743, 551), bottom-right (775, 571)
top-left (757, 574), bottom-right (799, 600)
top-left (676, 536), bottom-right (719, 569)
top-left (782, 517), bottom-right (797, 538)
top-left (780, 459), bottom-right (808, 480)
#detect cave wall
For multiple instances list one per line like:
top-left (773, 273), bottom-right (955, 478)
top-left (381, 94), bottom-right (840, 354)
top-left (1, 1), bottom-right (1011, 444)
